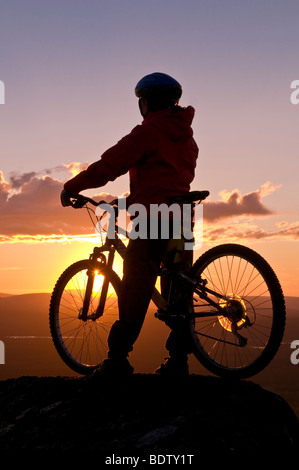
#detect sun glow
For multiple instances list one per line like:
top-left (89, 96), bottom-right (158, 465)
top-left (218, 293), bottom-right (247, 332)
top-left (92, 271), bottom-right (104, 294)
top-left (0, 233), bottom-right (103, 245)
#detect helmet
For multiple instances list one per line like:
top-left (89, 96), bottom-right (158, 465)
top-left (135, 72), bottom-right (182, 104)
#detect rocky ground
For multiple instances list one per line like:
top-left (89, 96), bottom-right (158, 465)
top-left (0, 373), bottom-right (298, 463)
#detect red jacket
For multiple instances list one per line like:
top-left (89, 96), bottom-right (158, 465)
top-left (64, 106), bottom-right (198, 210)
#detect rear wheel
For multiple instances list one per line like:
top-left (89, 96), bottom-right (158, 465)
top-left (189, 244), bottom-right (285, 379)
top-left (49, 260), bottom-right (121, 375)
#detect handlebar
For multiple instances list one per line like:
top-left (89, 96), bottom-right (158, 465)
top-left (61, 190), bottom-right (118, 209)
top-left (61, 189), bottom-right (209, 238)
top-left (73, 194), bottom-right (100, 207)
top-left (63, 189), bottom-right (210, 209)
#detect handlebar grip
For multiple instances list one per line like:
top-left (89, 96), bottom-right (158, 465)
top-left (61, 189), bottom-right (119, 209)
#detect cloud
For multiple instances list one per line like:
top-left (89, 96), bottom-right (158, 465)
top-left (0, 171), bottom-right (10, 204)
top-left (203, 182), bottom-right (281, 222)
top-left (7, 162), bottom-right (89, 192)
top-left (0, 167), bottom-right (293, 245)
top-left (9, 171), bottom-right (38, 190)
top-left (0, 167), bottom-right (117, 240)
top-left (202, 220), bottom-right (299, 244)
top-left (44, 162), bottom-right (89, 177)
top-left (64, 162), bottom-right (89, 177)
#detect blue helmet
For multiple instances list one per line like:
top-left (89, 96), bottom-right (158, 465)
top-left (135, 72), bottom-right (182, 103)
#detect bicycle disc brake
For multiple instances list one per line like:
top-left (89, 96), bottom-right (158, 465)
top-left (219, 295), bottom-right (250, 347)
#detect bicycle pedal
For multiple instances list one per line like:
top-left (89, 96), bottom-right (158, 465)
top-left (154, 310), bottom-right (168, 320)
top-left (155, 309), bottom-right (186, 321)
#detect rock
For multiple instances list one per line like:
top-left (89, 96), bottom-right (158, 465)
top-left (0, 374), bottom-right (298, 462)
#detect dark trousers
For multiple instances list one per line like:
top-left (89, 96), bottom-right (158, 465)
top-left (107, 236), bottom-right (193, 360)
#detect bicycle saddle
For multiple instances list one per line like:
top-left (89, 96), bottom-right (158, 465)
top-left (167, 190), bottom-right (210, 204)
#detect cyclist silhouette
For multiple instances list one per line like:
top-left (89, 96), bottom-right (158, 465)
top-left (61, 72), bottom-right (198, 377)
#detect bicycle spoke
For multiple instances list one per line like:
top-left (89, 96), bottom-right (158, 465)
top-left (189, 244), bottom-right (285, 378)
top-left (50, 261), bottom-right (120, 373)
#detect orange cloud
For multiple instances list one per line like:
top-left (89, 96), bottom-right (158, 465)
top-left (7, 162), bottom-right (89, 193)
top-left (0, 168), bottom-right (116, 240)
top-left (203, 182), bottom-right (281, 222)
top-left (0, 171), bottom-right (10, 204)
top-left (0, 168), bottom-right (292, 245)
top-left (203, 221), bottom-right (299, 243)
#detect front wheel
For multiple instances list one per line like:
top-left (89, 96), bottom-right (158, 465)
top-left (188, 244), bottom-right (286, 379)
top-left (49, 259), bottom-right (121, 375)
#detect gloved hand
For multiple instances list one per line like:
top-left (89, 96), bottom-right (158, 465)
top-left (60, 189), bottom-right (87, 208)
top-left (60, 189), bottom-right (74, 207)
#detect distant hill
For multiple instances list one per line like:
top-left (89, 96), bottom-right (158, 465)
top-left (285, 297), bottom-right (299, 310)
top-left (1, 292), bottom-right (299, 402)
top-left (0, 293), bottom-right (51, 336)
top-left (1, 292), bottom-right (298, 334)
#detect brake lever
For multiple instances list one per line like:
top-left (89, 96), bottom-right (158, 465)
top-left (71, 196), bottom-right (87, 209)
top-left (72, 201), bottom-right (85, 209)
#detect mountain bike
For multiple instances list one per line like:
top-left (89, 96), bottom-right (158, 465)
top-left (49, 191), bottom-right (286, 379)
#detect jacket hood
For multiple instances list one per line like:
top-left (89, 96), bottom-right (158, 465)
top-left (143, 105), bottom-right (195, 143)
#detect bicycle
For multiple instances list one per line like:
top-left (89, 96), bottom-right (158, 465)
top-left (49, 191), bottom-right (286, 379)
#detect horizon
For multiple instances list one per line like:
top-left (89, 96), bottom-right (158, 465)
top-left (1, 291), bottom-right (299, 414)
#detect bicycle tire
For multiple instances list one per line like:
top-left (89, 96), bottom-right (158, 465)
top-left (49, 259), bottom-right (121, 375)
top-left (188, 243), bottom-right (286, 379)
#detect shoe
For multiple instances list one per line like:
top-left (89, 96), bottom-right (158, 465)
top-left (91, 357), bottom-right (134, 379)
top-left (155, 356), bottom-right (189, 377)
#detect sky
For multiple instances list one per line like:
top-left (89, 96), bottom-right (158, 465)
top-left (0, 0), bottom-right (299, 296)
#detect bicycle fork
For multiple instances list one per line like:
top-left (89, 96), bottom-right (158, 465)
top-left (79, 245), bottom-right (115, 321)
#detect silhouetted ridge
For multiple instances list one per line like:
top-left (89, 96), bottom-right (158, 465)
top-left (0, 374), bottom-right (298, 461)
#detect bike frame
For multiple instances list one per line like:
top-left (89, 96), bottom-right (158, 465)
top-left (81, 213), bottom-right (227, 324)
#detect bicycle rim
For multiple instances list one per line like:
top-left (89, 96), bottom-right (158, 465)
top-left (49, 260), bottom-right (120, 375)
top-left (189, 244), bottom-right (285, 379)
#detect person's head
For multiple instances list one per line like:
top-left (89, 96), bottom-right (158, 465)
top-left (135, 72), bottom-right (182, 117)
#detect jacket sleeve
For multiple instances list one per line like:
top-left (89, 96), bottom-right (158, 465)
top-left (64, 125), bottom-right (151, 193)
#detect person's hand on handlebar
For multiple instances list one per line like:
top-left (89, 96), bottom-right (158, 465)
top-left (60, 189), bottom-right (87, 208)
